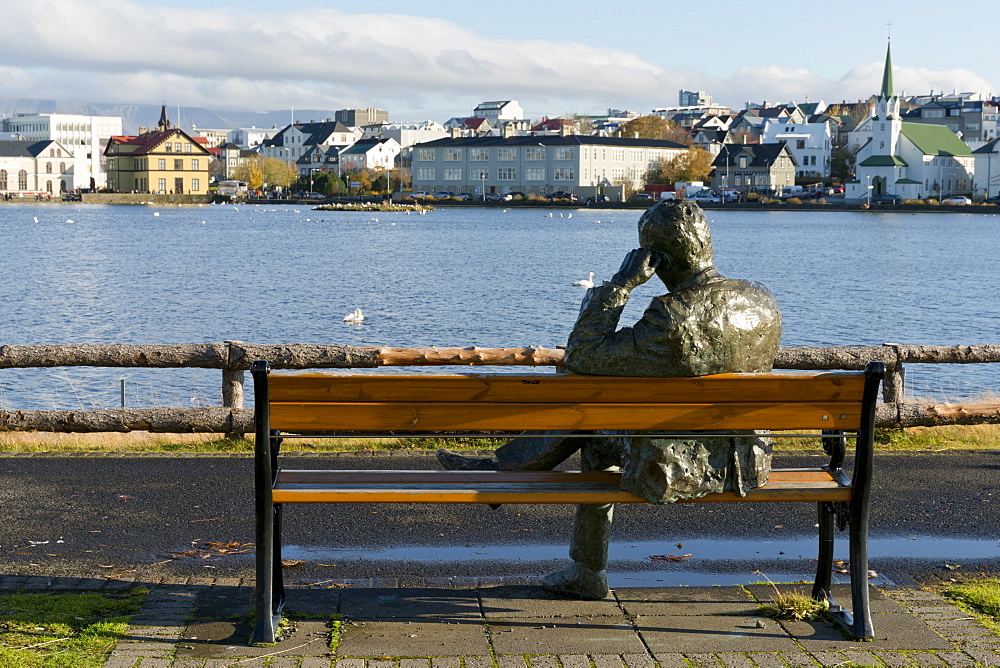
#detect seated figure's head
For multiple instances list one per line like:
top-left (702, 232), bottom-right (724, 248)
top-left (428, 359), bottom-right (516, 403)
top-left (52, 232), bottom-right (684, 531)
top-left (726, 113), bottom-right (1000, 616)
top-left (638, 200), bottom-right (716, 289)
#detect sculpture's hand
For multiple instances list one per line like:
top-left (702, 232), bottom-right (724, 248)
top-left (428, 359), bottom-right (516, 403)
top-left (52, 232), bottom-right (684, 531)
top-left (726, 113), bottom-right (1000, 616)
top-left (610, 248), bottom-right (660, 291)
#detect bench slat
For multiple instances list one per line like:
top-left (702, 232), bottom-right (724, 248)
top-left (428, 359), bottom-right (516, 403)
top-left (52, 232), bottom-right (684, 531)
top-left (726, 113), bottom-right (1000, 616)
top-left (269, 401), bottom-right (862, 432)
top-left (271, 468), bottom-right (851, 504)
top-left (268, 373), bottom-right (866, 404)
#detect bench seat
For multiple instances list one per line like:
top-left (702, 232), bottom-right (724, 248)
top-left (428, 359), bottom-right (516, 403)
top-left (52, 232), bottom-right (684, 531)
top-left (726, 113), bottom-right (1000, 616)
top-left (271, 468), bottom-right (852, 504)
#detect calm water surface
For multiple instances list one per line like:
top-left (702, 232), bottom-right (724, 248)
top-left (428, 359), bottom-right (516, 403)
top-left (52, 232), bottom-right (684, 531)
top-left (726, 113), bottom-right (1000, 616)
top-left (1, 203), bottom-right (997, 409)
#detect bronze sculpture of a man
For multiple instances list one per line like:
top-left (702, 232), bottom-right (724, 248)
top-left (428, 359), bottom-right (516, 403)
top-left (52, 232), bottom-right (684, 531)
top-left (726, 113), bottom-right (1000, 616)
top-left (438, 199), bottom-right (782, 599)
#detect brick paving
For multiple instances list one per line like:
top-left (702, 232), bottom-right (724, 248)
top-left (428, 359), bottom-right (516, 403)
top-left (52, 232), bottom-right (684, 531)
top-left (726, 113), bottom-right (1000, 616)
top-left (12, 573), bottom-right (999, 667)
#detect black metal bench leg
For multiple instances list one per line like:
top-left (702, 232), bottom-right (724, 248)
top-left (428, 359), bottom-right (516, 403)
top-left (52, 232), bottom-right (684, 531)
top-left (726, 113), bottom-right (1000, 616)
top-left (272, 503), bottom-right (285, 614)
top-left (812, 501), bottom-right (834, 602)
top-left (849, 504), bottom-right (874, 639)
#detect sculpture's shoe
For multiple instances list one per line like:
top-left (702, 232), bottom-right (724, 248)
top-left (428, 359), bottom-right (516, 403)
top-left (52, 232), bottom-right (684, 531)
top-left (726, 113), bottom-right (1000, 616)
top-left (435, 449), bottom-right (498, 471)
top-left (541, 564), bottom-right (609, 600)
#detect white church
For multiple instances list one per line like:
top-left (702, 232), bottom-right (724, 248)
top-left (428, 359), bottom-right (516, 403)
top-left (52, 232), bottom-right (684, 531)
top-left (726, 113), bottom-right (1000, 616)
top-left (847, 43), bottom-right (975, 202)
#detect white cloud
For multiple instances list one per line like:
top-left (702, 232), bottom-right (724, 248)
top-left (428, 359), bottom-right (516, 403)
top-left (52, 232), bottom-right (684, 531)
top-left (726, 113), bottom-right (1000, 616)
top-left (0, 0), bottom-right (995, 117)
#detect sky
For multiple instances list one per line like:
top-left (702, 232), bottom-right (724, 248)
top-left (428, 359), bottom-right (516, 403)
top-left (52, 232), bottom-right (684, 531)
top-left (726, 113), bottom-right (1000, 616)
top-left (1, 0), bottom-right (997, 122)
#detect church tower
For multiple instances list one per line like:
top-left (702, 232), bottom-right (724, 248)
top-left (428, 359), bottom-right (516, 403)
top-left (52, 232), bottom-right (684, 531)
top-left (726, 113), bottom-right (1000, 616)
top-left (871, 41), bottom-right (901, 157)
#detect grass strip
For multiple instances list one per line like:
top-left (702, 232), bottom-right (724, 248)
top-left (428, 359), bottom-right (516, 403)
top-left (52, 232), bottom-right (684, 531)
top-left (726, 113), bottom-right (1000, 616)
top-left (0, 588), bottom-right (147, 667)
top-left (941, 578), bottom-right (1000, 634)
top-left (1, 424), bottom-right (999, 454)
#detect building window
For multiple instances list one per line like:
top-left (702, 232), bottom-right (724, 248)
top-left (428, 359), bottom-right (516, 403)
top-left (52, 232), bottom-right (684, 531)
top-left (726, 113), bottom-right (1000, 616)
top-left (554, 148), bottom-right (575, 160)
top-left (525, 147), bottom-right (545, 160)
top-left (739, 156), bottom-right (748, 168)
top-left (417, 148), bottom-right (435, 161)
top-left (165, 143), bottom-right (172, 152)
top-left (174, 159), bottom-right (183, 170)
top-left (158, 178), bottom-right (167, 192)
top-left (0, 170), bottom-right (6, 190)
top-left (158, 159), bottom-right (166, 170)
top-left (444, 168), bottom-right (462, 180)
top-left (416, 168), bottom-right (435, 181)
top-left (497, 167), bottom-right (516, 180)
top-left (46, 162), bottom-right (53, 173)
top-left (796, 140), bottom-right (805, 149)
top-left (192, 178), bottom-right (200, 191)
top-left (59, 162), bottom-right (66, 173)
top-left (471, 168), bottom-right (488, 180)
top-left (497, 148), bottom-right (517, 161)
top-left (554, 167), bottom-right (575, 180)
top-left (612, 149), bottom-right (625, 161)
top-left (175, 143), bottom-right (183, 151)
top-left (18, 170), bottom-right (27, 189)
top-left (185, 143), bottom-right (192, 153)
top-left (46, 180), bottom-right (53, 193)
top-left (192, 159), bottom-right (200, 170)
top-left (469, 148), bottom-right (489, 161)
top-left (525, 168), bottom-right (545, 181)
top-left (444, 148), bottom-right (462, 161)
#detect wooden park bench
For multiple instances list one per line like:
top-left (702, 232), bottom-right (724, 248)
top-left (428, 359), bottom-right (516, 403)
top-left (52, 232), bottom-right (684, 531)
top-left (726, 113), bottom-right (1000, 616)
top-left (250, 359), bottom-right (884, 644)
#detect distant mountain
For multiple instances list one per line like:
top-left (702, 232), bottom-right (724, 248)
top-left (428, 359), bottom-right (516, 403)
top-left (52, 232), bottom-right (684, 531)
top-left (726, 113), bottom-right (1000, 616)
top-left (0, 96), bottom-right (342, 135)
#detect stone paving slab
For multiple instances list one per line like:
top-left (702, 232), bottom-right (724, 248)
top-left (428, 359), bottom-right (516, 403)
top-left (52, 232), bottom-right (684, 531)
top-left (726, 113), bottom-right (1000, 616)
top-left (489, 616), bottom-right (647, 655)
top-left (637, 614), bottom-right (802, 655)
top-left (336, 618), bottom-right (490, 658)
top-left (616, 586), bottom-right (760, 617)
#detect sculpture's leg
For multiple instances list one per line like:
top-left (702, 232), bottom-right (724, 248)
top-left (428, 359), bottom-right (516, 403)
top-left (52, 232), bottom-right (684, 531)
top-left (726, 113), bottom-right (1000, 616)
top-left (541, 437), bottom-right (619, 599)
top-left (496, 434), bottom-right (590, 471)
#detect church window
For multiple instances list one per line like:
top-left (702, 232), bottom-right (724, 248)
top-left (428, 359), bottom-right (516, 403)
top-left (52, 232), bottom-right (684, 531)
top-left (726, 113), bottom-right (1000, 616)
top-left (881, 124), bottom-right (885, 131)
top-left (880, 142), bottom-right (885, 149)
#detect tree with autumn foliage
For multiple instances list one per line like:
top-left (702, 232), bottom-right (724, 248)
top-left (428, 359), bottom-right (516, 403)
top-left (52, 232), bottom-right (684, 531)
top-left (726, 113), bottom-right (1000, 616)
top-left (651, 148), bottom-right (715, 184)
top-left (619, 115), bottom-right (692, 145)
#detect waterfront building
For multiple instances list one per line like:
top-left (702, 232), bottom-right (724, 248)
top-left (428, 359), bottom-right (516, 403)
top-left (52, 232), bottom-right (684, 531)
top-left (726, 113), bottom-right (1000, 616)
top-left (259, 120), bottom-right (359, 163)
top-left (190, 127), bottom-right (230, 147)
top-left (708, 143), bottom-right (797, 194)
top-left (104, 107), bottom-right (211, 194)
top-left (360, 120), bottom-right (449, 148)
top-left (847, 43), bottom-right (974, 202)
top-left (972, 137), bottom-right (1000, 198)
top-left (0, 139), bottom-right (76, 196)
top-left (0, 112), bottom-right (122, 189)
top-left (338, 137), bottom-right (400, 172)
top-left (410, 135), bottom-right (687, 199)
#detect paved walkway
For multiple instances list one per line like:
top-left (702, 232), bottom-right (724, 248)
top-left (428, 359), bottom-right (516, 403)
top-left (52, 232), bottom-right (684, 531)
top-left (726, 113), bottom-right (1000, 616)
top-left (6, 572), bottom-right (990, 668)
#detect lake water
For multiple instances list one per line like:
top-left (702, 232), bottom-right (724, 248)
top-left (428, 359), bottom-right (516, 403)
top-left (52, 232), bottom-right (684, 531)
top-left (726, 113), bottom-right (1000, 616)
top-left (1, 203), bottom-right (998, 410)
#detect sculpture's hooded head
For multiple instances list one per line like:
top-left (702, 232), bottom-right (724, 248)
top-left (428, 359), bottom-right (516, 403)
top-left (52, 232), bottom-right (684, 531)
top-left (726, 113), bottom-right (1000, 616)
top-left (637, 200), bottom-right (716, 290)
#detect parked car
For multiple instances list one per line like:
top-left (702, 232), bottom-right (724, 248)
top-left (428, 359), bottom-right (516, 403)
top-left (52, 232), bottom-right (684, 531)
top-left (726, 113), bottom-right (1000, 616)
top-left (548, 191), bottom-right (578, 201)
top-left (689, 191), bottom-right (722, 203)
top-left (303, 192), bottom-right (325, 199)
top-left (485, 193), bottom-right (512, 202)
top-left (453, 193), bottom-right (472, 200)
top-left (584, 195), bottom-right (610, 203)
top-left (871, 193), bottom-right (902, 204)
top-left (432, 191), bottom-right (455, 199)
top-left (411, 191), bottom-right (432, 199)
top-left (985, 195), bottom-right (1000, 204)
top-left (629, 193), bottom-right (654, 201)
top-left (942, 196), bottom-right (972, 205)
top-left (831, 185), bottom-right (845, 195)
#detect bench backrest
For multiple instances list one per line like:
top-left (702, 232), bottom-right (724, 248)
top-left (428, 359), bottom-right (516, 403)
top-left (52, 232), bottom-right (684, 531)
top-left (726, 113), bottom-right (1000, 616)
top-left (252, 365), bottom-right (884, 434)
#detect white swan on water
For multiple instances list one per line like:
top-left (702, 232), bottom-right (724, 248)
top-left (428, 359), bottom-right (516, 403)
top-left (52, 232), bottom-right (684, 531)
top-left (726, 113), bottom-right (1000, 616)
top-left (343, 309), bottom-right (365, 322)
top-left (573, 272), bottom-right (595, 288)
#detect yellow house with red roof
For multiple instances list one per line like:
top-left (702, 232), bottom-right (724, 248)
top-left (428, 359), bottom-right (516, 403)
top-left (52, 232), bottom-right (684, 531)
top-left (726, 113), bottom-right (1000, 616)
top-left (104, 106), bottom-right (211, 194)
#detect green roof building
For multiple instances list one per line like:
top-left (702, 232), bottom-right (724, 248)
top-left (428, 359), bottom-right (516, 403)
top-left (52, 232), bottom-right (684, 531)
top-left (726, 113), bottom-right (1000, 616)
top-left (847, 41), bottom-right (975, 202)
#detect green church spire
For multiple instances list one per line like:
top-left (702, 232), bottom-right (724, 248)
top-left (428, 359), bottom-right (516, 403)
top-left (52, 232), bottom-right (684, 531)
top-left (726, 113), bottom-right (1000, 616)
top-left (880, 40), bottom-right (894, 99)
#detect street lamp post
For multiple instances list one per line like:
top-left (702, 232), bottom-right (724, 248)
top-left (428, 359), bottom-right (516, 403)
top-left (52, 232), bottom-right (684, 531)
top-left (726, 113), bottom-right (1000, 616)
top-left (866, 174), bottom-right (873, 206)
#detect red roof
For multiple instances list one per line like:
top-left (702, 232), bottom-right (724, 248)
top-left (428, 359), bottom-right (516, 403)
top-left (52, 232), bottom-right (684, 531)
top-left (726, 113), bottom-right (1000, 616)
top-left (106, 128), bottom-right (210, 155)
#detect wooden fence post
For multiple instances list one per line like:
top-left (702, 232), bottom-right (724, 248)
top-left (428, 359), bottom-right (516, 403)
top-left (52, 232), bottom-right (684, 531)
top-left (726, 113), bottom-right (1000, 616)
top-left (223, 341), bottom-right (246, 440)
top-left (881, 344), bottom-right (906, 405)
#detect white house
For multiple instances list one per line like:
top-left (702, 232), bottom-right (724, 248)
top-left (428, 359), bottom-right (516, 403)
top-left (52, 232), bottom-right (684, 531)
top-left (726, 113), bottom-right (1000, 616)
top-left (227, 127), bottom-right (278, 149)
top-left (472, 101), bottom-right (524, 124)
top-left (0, 112), bottom-right (122, 188)
top-left (0, 139), bottom-right (76, 195)
top-left (973, 137), bottom-right (1000, 198)
top-left (760, 117), bottom-right (834, 179)
top-left (360, 121), bottom-right (449, 149)
top-left (338, 137), bottom-right (401, 172)
top-left (847, 43), bottom-right (975, 202)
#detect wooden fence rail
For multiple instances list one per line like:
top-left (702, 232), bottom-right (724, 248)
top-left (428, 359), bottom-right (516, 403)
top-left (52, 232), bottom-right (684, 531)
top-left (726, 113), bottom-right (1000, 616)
top-left (2, 342), bottom-right (999, 434)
